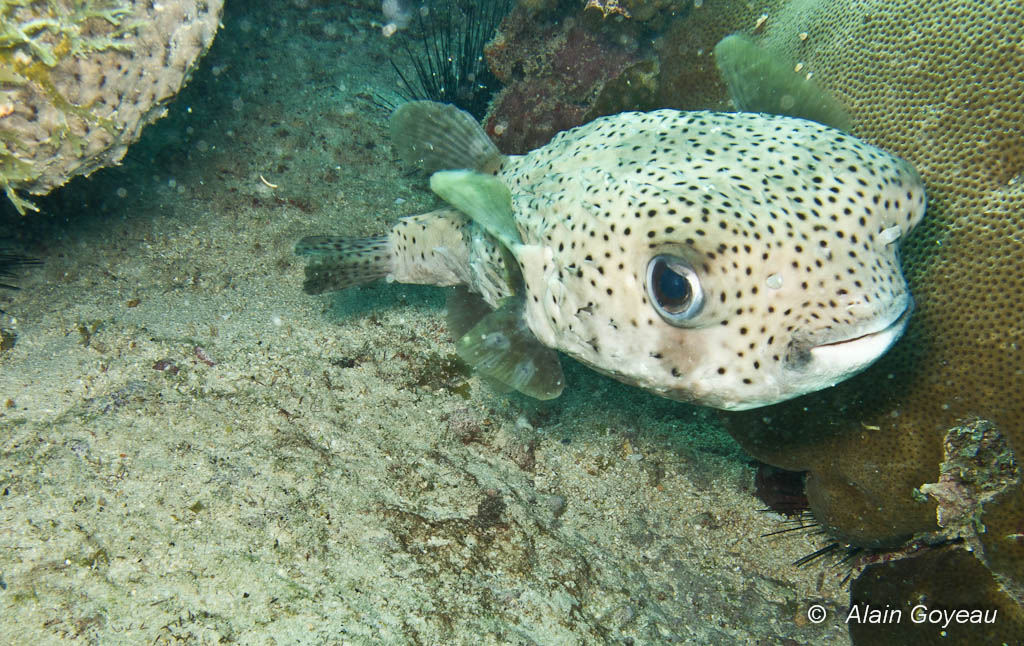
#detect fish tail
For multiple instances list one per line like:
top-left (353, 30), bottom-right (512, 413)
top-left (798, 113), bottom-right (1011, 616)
top-left (294, 235), bottom-right (392, 294)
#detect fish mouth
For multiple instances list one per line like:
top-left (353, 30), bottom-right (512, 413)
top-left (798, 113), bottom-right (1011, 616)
top-left (809, 299), bottom-right (913, 369)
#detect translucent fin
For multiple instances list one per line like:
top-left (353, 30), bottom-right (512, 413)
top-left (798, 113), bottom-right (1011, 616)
top-left (446, 286), bottom-right (511, 397)
top-left (390, 101), bottom-right (505, 174)
top-left (713, 34), bottom-right (852, 132)
top-left (456, 297), bottom-right (564, 400)
top-left (294, 235), bottom-right (392, 294)
top-left (430, 170), bottom-right (522, 248)
top-left (446, 286), bottom-right (494, 340)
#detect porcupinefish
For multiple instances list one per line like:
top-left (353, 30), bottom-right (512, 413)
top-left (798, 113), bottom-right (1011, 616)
top-left (296, 101), bottom-right (925, 410)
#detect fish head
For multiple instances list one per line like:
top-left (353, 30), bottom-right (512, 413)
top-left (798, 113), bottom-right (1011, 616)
top-left (517, 116), bottom-right (926, 410)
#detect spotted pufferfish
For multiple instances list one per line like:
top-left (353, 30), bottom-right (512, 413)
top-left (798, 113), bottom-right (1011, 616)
top-left (296, 101), bottom-right (925, 410)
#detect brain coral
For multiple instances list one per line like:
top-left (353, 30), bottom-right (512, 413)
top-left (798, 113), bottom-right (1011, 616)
top-left (0, 0), bottom-right (223, 213)
top-left (701, 0), bottom-right (1024, 602)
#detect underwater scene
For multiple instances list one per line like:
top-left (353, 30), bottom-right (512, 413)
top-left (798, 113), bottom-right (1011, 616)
top-left (0, 0), bottom-right (1021, 644)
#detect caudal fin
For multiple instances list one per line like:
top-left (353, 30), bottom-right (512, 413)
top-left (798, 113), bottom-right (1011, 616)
top-left (294, 235), bottom-right (392, 294)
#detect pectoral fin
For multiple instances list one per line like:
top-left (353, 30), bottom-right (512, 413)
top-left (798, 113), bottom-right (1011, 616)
top-left (456, 296), bottom-right (564, 400)
top-left (430, 170), bottom-right (522, 249)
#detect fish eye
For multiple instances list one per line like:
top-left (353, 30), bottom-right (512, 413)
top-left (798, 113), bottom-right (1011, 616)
top-left (647, 254), bottom-right (704, 325)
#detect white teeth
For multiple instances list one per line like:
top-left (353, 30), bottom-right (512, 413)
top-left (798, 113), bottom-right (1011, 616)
top-left (809, 305), bottom-right (911, 380)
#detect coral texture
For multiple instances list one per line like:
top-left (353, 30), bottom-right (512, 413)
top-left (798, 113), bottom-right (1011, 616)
top-left (484, 9), bottom-right (648, 154)
top-left (0, 0), bottom-right (223, 213)
top-left (849, 547), bottom-right (1024, 645)
top-left (653, 0), bottom-right (771, 110)
top-left (492, 0), bottom-right (1024, 614)
top-left (710, 0), bottom-right (1023, 594)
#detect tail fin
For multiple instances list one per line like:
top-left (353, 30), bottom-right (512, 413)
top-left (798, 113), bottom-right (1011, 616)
top-left (294, 236), bottom-right (392, 294)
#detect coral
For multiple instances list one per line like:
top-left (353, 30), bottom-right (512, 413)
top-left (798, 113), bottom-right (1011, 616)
top-left (588, 0), bottom-right (692, 26)
top-left (653, 0), bottom-right (775, 111)
top-left (697, 0), bottom-right (1024, 614)
top-left (583, 0), bottom-right (631, 20)
top-left (484, 3), bottom-right (653, 153)
top-left (849, 547), bottom-right (1024, 645)
top-left (918, 421), bottom-right (1020, 547)
top-left (0, 0), bottom-right (223, 213)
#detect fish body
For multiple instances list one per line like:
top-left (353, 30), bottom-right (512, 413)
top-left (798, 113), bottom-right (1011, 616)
top-left (297, 102), bottom-right (925, 410)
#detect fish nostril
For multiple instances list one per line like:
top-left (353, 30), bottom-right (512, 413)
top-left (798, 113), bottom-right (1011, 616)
top-left (878, 225), bottom-right (901, 245)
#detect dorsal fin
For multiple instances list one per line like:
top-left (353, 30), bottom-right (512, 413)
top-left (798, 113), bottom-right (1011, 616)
top-left (430, 170), bottom-right (522, 248)
top-left (390, 101), bottom-right (505, 174)
top-left (456, 296), bottom-right (564, 400)
top-left (713, 34), bottom-right (852, 132)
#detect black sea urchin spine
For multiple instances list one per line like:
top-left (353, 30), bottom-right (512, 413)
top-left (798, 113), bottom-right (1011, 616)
top-left (0, 249), bottom-right (39, 291)
top-left (391, 0), bottom-right (515, 119)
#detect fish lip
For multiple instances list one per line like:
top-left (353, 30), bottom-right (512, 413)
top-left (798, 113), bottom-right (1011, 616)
top-left (809, 298), bottom-right (913, 359)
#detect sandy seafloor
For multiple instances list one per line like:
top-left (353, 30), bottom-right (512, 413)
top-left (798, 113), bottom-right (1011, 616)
top-left (0, 2), bottom-right (853, 644)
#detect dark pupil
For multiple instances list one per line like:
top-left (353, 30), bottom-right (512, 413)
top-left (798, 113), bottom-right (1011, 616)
top-left (655, 261), bottom-right (691, 312)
